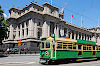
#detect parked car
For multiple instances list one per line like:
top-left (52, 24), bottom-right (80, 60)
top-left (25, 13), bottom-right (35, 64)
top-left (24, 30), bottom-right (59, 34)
top-left (9, 48), bottom-right (19, 54)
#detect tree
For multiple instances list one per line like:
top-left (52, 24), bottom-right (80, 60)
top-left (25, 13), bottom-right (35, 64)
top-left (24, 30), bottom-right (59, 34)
top-left (0, 5), bottom-right (8, 45)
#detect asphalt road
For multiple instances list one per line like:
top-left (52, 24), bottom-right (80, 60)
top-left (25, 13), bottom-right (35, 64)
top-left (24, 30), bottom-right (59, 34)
top-left (0, 54), bottom-right (100, 66)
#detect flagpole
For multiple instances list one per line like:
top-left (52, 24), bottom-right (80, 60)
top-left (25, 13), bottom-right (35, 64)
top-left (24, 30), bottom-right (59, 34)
top-left (71, 13), bottom-right (72, 24)
top-left (51, 0), bottom-right (52, 5)
top-left (97, 17), bottom-right (99, 27)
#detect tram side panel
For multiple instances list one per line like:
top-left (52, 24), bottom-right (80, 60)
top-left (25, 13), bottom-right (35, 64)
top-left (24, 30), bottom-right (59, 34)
top-left (56, 50), bottom-right (78, 59)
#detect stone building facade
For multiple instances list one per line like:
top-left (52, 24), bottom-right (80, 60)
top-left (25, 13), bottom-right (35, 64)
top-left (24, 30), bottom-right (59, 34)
top-left (3, 2), bottom-right (100, 52)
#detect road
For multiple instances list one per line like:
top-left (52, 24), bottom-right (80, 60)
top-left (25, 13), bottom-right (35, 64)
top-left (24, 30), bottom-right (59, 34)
top-left (0, 54), bottom-right (100, 66)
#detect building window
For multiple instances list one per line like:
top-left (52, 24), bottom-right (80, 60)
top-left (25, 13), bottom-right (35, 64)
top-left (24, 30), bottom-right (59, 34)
top-left (26, 28), bottom-right (28, 36)
top-left (59, 29), bottom-right (61, 37)
top-left (26, 22), bottom-right (29, 27)
top-left (37, 22), bottom-right (41, 26)
top-left (87, 35), bottom-right (89, 40)
top-left (64, 28), bottom-right (67, 37)
top-left (22, 23), bottom-right (24, 28)
top-left (8, 31), bottom-right (10, 38)
top-left (85, 34), bottom-right (86, 40)
top-left (22, 29), bottom-right (24, 37)
top-left (79, 33), bottom-right (81, 39)
top-left (90, 35), bottom-right (91, 40)
top-left (19, 31), bottom-right (20, 37)
top-left (18, 25), bottom-right (20, 29)
top-left (76, 34), bottom-right (78, 39)
top-left (82, 34), bottom-right (84, 40)
top-left (72, 31), bottom-right (74, 39)
top-left (68, 32), bottom-right (70, 38)
top-left (50, 22), bottom-right (54, 34)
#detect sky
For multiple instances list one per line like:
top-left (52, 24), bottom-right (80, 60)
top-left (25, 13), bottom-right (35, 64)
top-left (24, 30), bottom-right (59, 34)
top-left (0, 0), bottom-right (100, 29)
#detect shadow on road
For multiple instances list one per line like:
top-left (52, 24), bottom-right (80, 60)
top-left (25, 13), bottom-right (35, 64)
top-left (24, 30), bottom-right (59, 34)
top-left (0, 54), bottom-right (8, 58)
top-left (41, 59), bottom-right (98, 65)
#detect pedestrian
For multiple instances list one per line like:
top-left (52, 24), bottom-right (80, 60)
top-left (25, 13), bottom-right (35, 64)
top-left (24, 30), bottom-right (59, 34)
top-left (24, 48), bottom-right (26, 54)
top-left (7, 48), bottom-right (9, 55)
top-left (35, 51), bottom-right (36, 54)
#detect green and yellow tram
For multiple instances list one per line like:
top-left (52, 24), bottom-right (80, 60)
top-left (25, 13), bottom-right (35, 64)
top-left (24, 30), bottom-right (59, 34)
top-left (40, 37), bottom-right (100, 64)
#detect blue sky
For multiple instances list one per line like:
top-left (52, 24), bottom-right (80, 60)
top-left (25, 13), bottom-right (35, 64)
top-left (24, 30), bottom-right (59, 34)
top-left (0, 0), bottom-right (100, 28)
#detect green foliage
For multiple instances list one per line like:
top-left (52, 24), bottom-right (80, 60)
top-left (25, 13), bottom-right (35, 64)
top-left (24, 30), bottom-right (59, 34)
top-left (0, 5), bottom-right (8, 44)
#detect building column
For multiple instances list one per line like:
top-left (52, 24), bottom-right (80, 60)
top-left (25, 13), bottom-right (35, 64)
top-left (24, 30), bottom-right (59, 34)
top-left (20, 24), bottom-right (22, 39)
top-left (70, 31), bottom-right (72, 39)
top-left (77, 32), bottom-right (79, 39)
top-left (28, 19), bottom-right (34, 38)
top-left (80, 33), bottom-right (82, 40)
top-left (15, 26), bottom-right (19, 40)
top-left (34, 19), bottom-right (37, 38)
top-left (74, 31), bottom-right (76, 40)
top-left (60, 25), bottom-right (64, 37)
top-left (54, 23), bottom-right (57, 37)
top-left (83, 34), bottom-right (85, 40)
top-left (24, 22), bottom-right (27, 38)
top-left (97, 35), bottom-right (100, 43)
top-left (9, 24), bottom-right (13, 40)
top-left (42, 21), bottom-right (48, 38)
top-left (56, 24), bottom-right (59, 37)
top-left (91, 35), bottom-right (95, 42)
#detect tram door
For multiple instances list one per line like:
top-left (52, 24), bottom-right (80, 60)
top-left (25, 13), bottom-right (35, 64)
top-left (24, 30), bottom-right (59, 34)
top-left (93, 46), bottom-right (95, 55)
top-left (78, 45), bottom-right (82, 55)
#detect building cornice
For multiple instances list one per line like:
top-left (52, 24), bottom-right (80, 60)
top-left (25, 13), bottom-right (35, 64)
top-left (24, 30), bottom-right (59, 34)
top-left (43, 2), bottom-right (59, 10)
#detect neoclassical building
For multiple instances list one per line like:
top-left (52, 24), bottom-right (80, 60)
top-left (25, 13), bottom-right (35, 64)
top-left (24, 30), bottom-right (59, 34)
top-left (3, 2), bottom-right (100, 51)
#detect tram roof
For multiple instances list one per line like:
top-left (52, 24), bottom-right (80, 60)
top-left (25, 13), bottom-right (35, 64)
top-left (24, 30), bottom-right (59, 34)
top-left (46, 37), bottom-right (77, 43)
top-left (77, 39), bottom-right (96, 45)
top-left (96, 43), bottom-right (100, 46)
top-left (46, 37), bottom-right (97, 45)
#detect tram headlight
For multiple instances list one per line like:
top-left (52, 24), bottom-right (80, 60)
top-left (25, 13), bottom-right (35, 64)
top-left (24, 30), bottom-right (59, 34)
top-left (45, 51), bottom-right (49, 56)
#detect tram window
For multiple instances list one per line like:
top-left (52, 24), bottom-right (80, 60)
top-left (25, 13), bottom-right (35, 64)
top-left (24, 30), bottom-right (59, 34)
top-left (53, 45), bottom-right (55, 48)
top-left (96, 46), bottom-right (100, 50)
top-left (57, 44), bottom-right (62, 48)
top-left (73, 44), bottom-right (76, 49)
top-left (46, 42), bottom-right (50, 48)
top-left (93, 46), bottom-right (95, 50)
top-left (78, 45), bottom-right (81, 50)
top-left (42, 42), bottom-right (44, 48)
top-left (83, 45), bottom-right (86, 50)
top-left (68, 45), bottom-right (72, 49)
top-left (96, 46), bottom-right (98, 50)
top-left (87, 46), bottom-right (89, 50)
top-left (89, 47), bottom-right (91, 50)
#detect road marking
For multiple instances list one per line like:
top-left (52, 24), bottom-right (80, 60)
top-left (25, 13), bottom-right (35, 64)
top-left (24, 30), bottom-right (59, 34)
top-left (26, 62), bottom-right (36, 64)
top-left (0, 61), bottom-right (37, 65)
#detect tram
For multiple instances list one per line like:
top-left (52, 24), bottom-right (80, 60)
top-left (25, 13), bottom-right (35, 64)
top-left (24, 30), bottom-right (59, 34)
top-left (40, 36), bottom-right (100, 64)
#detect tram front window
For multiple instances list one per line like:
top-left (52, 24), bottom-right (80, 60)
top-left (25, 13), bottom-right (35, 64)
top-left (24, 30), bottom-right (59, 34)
top-left (42, 42), bottom-right (44, 48)
top-left (46, 42), bottom-right (50, 48)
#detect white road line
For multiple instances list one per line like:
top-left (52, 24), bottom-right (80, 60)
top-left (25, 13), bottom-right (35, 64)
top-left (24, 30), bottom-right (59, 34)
top-left (0, 61), bottom-right (36, 65)
top-left (26, 62), bottom-right (36, 64)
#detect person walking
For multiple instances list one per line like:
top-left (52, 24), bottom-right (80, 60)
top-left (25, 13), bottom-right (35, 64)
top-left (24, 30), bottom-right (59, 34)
top-left (7, 48), bottom-right (9, 55)
top-left (24, 48), bottom-right (26, 54)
